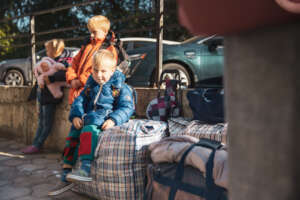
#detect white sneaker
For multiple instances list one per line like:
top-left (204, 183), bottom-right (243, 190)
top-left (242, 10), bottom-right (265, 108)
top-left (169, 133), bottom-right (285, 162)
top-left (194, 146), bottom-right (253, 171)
top-left (66, 169), bottom-right (92, 182)
top-left (48, 181), bottom-right (74, 196)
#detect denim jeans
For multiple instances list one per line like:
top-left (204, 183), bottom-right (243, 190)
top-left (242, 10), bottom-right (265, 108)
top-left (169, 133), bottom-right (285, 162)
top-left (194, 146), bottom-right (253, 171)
top-left (32, 103), bottom-right (56, 148)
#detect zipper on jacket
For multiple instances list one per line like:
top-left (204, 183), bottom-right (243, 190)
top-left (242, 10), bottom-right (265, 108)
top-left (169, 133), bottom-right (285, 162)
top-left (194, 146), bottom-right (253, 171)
top-left (93, 84), bottom-right (103, 111)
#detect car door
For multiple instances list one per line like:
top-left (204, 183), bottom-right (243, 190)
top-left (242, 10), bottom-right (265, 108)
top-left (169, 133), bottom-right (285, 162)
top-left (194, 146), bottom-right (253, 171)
top-left (126, 42), bottom-right (155, 79)
top-left (197, 37), bottom-right (224, 82)
top-left (123, 41), bottom-right (134, 51)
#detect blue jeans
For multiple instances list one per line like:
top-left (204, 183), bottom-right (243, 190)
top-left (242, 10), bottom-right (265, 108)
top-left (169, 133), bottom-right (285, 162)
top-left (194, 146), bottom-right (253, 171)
top-left (32, 103), bottom-right (56, 148)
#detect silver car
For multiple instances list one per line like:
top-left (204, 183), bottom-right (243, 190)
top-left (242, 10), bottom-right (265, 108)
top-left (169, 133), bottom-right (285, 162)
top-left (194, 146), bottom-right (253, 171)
top-left (0, 47), bottom-right (79, 86)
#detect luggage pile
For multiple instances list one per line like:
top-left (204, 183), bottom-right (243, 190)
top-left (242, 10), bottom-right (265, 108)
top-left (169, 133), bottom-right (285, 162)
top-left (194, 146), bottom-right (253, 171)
top-left (72, 120), bottom-right (167, 200)
top-left (72, 71), bottom-right (228, 200)
top-left (143, 74), bottom-right (228, 199)
top-left (145, 136), bottom-right (228, 200)
top-left (168, 118), bottom-right (228, 144)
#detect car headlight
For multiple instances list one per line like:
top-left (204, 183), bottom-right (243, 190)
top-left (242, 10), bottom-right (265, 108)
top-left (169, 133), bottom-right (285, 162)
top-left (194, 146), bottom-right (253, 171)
top-left (0, 61), bottom-right (7, 65)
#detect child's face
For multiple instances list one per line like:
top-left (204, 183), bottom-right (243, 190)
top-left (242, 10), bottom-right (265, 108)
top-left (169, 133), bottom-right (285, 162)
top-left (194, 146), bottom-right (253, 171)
top-left (45, 47), bottom-right (55, 58)
top-left (90, 28), bottom-right (106, 40)
top-left (40, 62), bottom-right (50, 72)
top-left (92, 62), bottom-right (115, 84)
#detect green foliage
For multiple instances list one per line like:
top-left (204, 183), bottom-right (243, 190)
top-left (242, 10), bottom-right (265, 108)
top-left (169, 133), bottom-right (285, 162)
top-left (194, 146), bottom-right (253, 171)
top-left (0, 25), bottom-right (13, 57)
top-left (0, 0), bottom-right (191, 60)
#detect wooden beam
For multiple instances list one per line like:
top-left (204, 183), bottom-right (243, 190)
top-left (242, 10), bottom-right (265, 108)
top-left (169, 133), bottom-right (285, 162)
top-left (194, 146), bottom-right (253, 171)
top-left (0, 24), bottom-right (181, 49)
top-left (155, 0), bottom-right (164, 87)
top-left (30, 16), bottom-right (36, 85)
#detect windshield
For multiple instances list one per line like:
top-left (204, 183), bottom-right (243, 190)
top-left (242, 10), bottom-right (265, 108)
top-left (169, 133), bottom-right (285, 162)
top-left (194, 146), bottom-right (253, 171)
top-left (181, 35), bottom-right (217, 44)
top-left (37, 49), bottom-right (46, 56)
top-left (181, 36), bottom-right (203, 44)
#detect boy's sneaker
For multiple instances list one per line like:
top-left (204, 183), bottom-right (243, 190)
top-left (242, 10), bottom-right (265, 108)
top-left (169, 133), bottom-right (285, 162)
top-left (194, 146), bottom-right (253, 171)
top-left (48, 181), bottom-right (74, 196)
top-left (66, 169), bottom-right (92, 182)
top-left (21, 145), bottom-right (40, 154)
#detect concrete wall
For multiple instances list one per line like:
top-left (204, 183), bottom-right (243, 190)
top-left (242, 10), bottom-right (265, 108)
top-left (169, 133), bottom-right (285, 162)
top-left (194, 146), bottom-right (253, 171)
top-left (0, 86), bottom-right (192, 151)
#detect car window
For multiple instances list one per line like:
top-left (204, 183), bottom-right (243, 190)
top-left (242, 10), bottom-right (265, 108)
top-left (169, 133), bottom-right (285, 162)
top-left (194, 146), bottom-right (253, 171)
top-left (123, 41), bottom-right (154, 51)
top-left (181, 36), bottom-right (204, 44)
top-left (203, 37), bottom-right (224, 53)
top-left (123, 41), bottom-right (133, 51)
top-left (71, 49), bottom-right (80, 57)
top-left (36, 50), bottom-right (46, 61)
top-left (133, 41), bottom-right (154, 49)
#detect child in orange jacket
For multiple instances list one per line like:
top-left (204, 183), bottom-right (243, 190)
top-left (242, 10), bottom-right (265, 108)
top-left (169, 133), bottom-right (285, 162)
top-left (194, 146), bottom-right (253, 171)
top-left (66, 15), bottom-right (117, 105)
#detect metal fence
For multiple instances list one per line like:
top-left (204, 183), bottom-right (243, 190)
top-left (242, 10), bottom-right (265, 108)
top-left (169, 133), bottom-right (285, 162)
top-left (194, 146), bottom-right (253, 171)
top-left (0, 0), bottom-right (176, 86)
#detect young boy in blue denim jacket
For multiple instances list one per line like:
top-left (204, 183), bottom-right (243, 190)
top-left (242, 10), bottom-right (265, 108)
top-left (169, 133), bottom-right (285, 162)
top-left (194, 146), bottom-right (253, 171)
top-left (49, 49), bottom-right (135, 196)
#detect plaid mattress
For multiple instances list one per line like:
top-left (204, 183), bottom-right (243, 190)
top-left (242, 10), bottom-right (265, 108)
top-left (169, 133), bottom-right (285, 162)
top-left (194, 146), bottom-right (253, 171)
top-left (72, 119), bottom-right (167, 200)
top-left (168, 118), bottom-right (227, 144)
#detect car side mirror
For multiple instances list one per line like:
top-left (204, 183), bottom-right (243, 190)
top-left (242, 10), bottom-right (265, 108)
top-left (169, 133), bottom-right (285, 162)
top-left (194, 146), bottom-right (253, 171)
top-left (208, 43), bottom-right (218, 52)
top-left (206, 39), bottom-right (224, 52)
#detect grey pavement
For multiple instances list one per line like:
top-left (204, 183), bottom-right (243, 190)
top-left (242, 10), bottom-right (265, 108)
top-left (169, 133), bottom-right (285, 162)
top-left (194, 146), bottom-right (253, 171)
top-left (0, 137), bottom-right (94, 200)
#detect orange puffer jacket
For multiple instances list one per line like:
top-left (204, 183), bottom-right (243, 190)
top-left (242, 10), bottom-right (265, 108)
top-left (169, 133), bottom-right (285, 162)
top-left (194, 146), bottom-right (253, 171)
top-left (66, 38), bottom-right (117, 104)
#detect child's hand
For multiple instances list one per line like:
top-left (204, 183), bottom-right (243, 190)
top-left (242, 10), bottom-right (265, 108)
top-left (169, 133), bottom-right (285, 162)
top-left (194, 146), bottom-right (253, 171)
top-left (102, 119), bottom-right (115, 130)
top-left (71, 79), bottom-right (82, 89)
top-left (43, 75), bottom-right (50, 85)
top-left (73, 117), bottom-right (83, 129)
top-left (38, 82), bottom-right (44, 89)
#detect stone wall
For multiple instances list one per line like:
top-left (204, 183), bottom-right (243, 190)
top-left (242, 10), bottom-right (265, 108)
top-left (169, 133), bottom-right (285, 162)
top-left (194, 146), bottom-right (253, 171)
top-left (0, 86), bottom-right (192, 151)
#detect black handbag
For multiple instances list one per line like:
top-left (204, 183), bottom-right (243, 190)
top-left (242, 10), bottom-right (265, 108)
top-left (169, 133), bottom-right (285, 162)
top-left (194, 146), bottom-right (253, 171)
top-left (187, 88), bottom-right (224, 124)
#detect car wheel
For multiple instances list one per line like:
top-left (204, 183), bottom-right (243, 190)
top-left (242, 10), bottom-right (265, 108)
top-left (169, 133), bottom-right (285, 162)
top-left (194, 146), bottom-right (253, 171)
top-left (4, 69), bottom-right (24, 86)
top-left (162, 63), bottom-right (192, 87)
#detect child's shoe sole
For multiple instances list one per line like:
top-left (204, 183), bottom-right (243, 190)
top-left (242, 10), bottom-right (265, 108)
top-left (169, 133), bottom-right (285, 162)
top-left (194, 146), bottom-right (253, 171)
top-left (48, 182), bottom-right (74, 196)
top-left (66, 172), bottom-right (92, 182)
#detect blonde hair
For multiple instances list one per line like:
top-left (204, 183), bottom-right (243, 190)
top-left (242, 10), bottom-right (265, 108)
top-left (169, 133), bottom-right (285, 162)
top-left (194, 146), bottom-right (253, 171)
top-left (87, 15), bottom-right (110, 33)
top-left (93, 49), bottom-right (117, 69)
top-left (44, 39), bottom-right (65, 58)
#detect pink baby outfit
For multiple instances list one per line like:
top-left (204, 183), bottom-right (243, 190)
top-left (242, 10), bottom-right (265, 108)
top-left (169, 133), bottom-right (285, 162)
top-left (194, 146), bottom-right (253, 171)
top-left (34, 57), bottom-right (68, 98)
